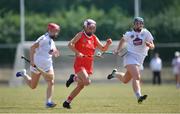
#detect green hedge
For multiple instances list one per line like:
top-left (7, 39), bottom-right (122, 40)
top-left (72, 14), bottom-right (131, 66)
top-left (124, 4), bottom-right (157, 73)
top-left (1, 5), bottom-right (180, 43)
top-left (0, 3), bottom-right (180, 65)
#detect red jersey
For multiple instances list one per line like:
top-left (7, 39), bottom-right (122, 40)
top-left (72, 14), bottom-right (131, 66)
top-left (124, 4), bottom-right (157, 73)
top-left (74, 32), bottom-right (98, 74)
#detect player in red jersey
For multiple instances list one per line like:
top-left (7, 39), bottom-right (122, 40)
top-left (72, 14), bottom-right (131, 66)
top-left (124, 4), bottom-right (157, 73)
top-left (63, 19), bottom-right (112, 109)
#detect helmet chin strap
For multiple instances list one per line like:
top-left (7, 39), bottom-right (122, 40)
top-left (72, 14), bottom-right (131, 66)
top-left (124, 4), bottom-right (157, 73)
top-left (134, 28), bottom-right (142, 32)
top-left (84, 31), bottom-right (93, 37)
top-left (86, 32), bottom-right (92, 36)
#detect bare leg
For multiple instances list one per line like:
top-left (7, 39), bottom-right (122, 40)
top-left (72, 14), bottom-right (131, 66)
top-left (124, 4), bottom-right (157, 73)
top-left (63, 69), bottom-right (90, 109)
top-left (77, 68), bottom-right (91, 86)
top-left (43, 69), bottom-right (55, 103)
top-left (177, 74), bottom-right (180, 88)
top-left (23, 71), bottom-right (41, 89)
top-left (115, 71), bottom-right (132, 84)
top-left (107, 68), bottom-right (132, 83)
top-left (68, 81), bottom-right (84, 102)
top-left (153, 72), bottom-right (156, 84)
top-left (63, 80), bottom-right (84, 109)
top-left (125, 65), bottom-right (143, 99)
top-left (67, 69), bottom-right (90, 102)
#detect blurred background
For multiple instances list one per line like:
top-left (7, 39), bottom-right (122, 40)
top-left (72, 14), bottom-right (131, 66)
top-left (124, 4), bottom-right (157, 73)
top-left (0, 0), bottom-right (180, 86)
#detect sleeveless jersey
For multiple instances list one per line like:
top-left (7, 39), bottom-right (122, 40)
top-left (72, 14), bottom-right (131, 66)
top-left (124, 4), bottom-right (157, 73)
top-left (74, 32), bottom-right (98, 74)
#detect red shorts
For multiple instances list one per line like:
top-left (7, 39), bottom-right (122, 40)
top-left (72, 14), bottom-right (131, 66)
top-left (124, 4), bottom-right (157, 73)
top-left (74, 57), bottom-right (93, 75)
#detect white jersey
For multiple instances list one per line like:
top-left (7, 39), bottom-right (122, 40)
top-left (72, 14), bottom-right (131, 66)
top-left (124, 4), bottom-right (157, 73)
top-left (34, 32), bottom-right (56, 59)
top-left (30, 33), bottom-right (56, 72)
top-left (123, 28), bottom-right (154, 57)
top-left (172, 57), bottom-right (180, 75)
top-left (150, 57), bottom-right (162, 71)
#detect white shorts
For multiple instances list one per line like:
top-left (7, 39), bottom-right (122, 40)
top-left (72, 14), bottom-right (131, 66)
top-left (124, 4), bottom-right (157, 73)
top-left (173, 67), bottom-right (180, 75)
top-left (123, 52), bottom-right (145, 70)
top-left (30, 55), bottom-right (53, 73)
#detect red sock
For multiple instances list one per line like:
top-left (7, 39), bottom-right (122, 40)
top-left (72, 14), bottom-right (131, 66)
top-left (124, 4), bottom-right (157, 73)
top-left (67, 96), bottom-right (73, 103)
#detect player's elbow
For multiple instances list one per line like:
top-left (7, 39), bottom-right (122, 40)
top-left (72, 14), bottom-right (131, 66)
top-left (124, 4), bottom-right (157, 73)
top-left (68, 42), bottom-right (71, 47)
top-left (84, 80), bottom-right (91, 86)
top-left (30, 45), bottom-right (37, 54)
top-left (101, 46), bottom-right (108, 52)
top-left (68, 42), bottom-right (74, 49)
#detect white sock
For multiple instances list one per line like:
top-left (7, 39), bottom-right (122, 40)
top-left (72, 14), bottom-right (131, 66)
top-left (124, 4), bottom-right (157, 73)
top-left (135, 90), bottom-right (142, 99)
top-left (47, 98), bottom-right (52, 103)
top-left (24, 74), bottom-right (31, 80)
top-left (112, 72), bottom-right (116, 77)
top-left (20, 69), bottom-right (31, 80)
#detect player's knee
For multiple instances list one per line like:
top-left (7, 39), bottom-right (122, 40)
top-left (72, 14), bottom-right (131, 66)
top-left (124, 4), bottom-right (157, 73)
top-left (30, 85), bottom-right (37, 89)
top-left (77, 84), bottom-right (84, 89)
top-left (120, 77), bottom-right (130, 84)
top-left (84, 82), bottom-right (90, 86)
top-left (48, 80), bottom-right (54, 87)
top-left (84, 80), bottom-right (91, 86)
top-left (132, 74), bottom-right (140, 80)
top-left (47, 74), bottom-right (54, 80)
top-left (135, 76), bottom-right (141, 80)
top-left (123, 80), bottom-right (129, 84)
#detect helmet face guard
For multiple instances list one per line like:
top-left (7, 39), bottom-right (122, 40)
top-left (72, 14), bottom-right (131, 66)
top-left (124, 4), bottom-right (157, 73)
top-left (83, 19), bottom-right (96, 36)
top-left (134, 17), bottom-right (144, 24)
top-left (133, 17), bottom-right (144, 32)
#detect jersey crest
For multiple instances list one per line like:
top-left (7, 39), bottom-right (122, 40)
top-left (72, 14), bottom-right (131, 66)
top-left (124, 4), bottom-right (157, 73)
top-left (133, 37), bottom-right (142, 46)
top-left (130, 34), bottom-right (134, 39)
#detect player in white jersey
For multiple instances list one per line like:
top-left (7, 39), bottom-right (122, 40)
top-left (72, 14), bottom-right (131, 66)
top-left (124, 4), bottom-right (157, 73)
top-left (16, 23), bottom-right (60, 108)
top-left (107, 17), bottom-right (155, 103)
top-left (172, 51), bottom-right (180, 88)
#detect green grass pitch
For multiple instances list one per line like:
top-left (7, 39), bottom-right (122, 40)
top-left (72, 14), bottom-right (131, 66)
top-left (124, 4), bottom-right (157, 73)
top-left (0, 83), bottom-right (180, 113)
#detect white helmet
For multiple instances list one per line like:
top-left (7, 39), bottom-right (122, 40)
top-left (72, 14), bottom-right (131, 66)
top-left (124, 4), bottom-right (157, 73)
top-left (83, 19), bottom-right (96, 28)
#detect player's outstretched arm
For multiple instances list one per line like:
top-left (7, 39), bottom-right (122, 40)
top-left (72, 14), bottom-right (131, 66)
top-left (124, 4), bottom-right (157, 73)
top-left (96, 37), bottom-right (112, 52)
top-left (114, 37), bottom-right (126, 54)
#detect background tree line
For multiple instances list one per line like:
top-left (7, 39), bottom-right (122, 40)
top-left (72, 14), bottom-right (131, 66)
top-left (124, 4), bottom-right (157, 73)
top-left (0, 0), bottom-right (180, 65)
top-left (0, 0), bottom-right (180, 43)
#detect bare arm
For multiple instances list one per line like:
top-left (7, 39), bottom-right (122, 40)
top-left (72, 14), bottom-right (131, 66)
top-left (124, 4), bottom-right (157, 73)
top-left (30, 43), bottom-right (39, 66)
top-left (116, 37), bottom-right (126, 52)
top-left (145, 41), bottom-right (155, 50)
top-left (51, 41), bottom-right (60, 57)
top-left (68, 32), bottom-right (83, 57)
top-left (96, 37), bottom-right (112, 52)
